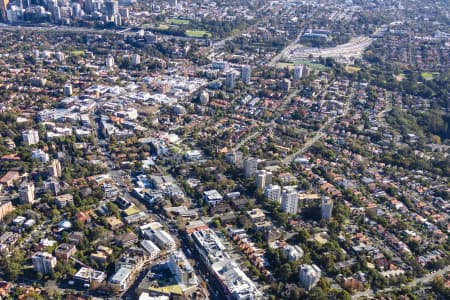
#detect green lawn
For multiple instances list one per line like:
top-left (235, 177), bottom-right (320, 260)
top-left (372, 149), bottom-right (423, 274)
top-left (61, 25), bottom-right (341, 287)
top-left (395, 73), bottom-right (406, 81)
top-left (345, 65), bottom-right (361, 73)
top-left (70, 50), bottom-right (85, 56)
top-left (292, 60), bottom-right (330, 71)
top-left (275, 60), bottom-right (331, 72)
top-left (421, 72), bottom-right (438, 81)
top-left (185, 30), bottom-right (212, 38)
top-left (158, 24), bottom-right (169, 30)
top-left (168, 18), bottom-right (190, 25)
top-left (275, 62), bottom-right (295, 69)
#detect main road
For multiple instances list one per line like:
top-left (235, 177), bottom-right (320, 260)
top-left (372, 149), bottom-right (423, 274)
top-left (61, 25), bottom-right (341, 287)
top-left (0, 23), bottom-right (117, 34)
top-left (231, 86), bottom-right (300, 152)
top-left (0, 23), bottom-right (206, 42)
top-left (208, 1), bottom-right (284, 61)
top-left (267, 30), bottom-right (304, 67)
top-left (282, 90), bottom-right (352, 165)
top-left (284, 36), bottom-right (374, 62)
top-left (212, 0), bottom-right (283, 50)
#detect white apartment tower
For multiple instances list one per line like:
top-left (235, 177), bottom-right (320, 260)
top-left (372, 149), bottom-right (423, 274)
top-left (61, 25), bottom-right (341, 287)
top-left (199, 91), bottom-right (209, 105)
top-left (256, 170), bottom-right (272, 190)
top-left (264, 184), bottom-right (281, 202)
top-left (55, 51), bottom-right (65, 62)
top-left (294, 65), bottom-right (304, 80)
top-left (48, 159), bottom-right (62, 178)
top-left (299, 264), bottom-right (321, 291)
top-left (281, 187), bottom-right (298, 214)
top-left (22, 129), bottom-right (39, 145)
top-left (225, 71), bottom-right (236, 89)
top-left (241, 65), bottom-right (251, 84)
top-left (244, 157), bottom-right (258, 178)
top-left (106, 55), bottom-right (115, 70)
top-left (19, 182), bottom-right (35, 204)
top-left (64, 84), bottom-right (73, 97)
top-left (32, 252), bottom-right (57, 274)
top-left (321, 197), bottom-right (333, 220)
top-left (132, 53), bottom-right (141, 65)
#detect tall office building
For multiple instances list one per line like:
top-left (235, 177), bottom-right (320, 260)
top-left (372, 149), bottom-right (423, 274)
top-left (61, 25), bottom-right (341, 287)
top-left (303, 66), bottom-right (309, 77)
top-left (55, 51), bottom-right (65, 62)
top-left (0, 0), bottom-right (9, 23)
top-left (22, 0), bottom-right (30, 9)
top-left (114, 13), bottom-right (122, 26)
top-left (48, 159), bottom-right (62, 178)
top-left (199, 91), bottom-right (209, 105)
top-left (321, 197), bottom-right (333, 220)
top-left (119, 7), bottom-right (129, 19)
top-left (44, 179), bottom-right (61, 196)
top-left (280, 78), bottom-right (291, 91)
top-left (243, 157), bottom-right (258, 178)
top-left (6, 4), bottom-right (22, 23)
top-left (22, 129), bottom-right (39, 145)
top-left (281, 187), bottom-right (298, 214)
top-left (225, 71), bottom-right (236, 89)
top-left (131, 53), bottom-right (140, 65)
top-left (104, 0), bottom-right (118, 17)
top-left (256, 170), bottom-right (272, 190)
top-left (294, 65), bottom-right (304, 80)
top-left (71, 2), bottom-right (82, 17)
top-left (264, 184), bottom-right (281, 202)
top-left (64, 84), bottom-right (73, 97)
top-left (299, 264), bottom-right (321, 291)
top-left (225, 151), bottom-right (243, 166)
top-left (241, 65), bottom-right (251, 84)
top-left (84, 0), bottom-right (95, 14)
top-left (52, 5), bottom-right (61, 21)
top-left (106, 55), bottom-right (115, 69)
top-left (32, 252), bottom-right (57, 274)
top-left (19, 182), bottom-right (35, 204)
top-left (0, 201), bottom-right (14, 221)
top-left (93, 0), bottom-right (103, 12)
top-left (168, 250), bottom-right (197, 286)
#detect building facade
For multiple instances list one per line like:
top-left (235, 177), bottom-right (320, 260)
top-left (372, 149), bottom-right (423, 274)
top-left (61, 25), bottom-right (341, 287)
top-left (321, 197), bottom-right (333, 220)
top-left (19, 182), bottom-right (35, 204)
top-left (0, 201), bottom-right (14, 221)
top-left (241, 65), bottom-right (251, 84)
top-left (48, 159), bottom-right (62, 178)
top-left (256, 170), bottom-right (272, 190)
top-left (281, 187), bottom-right (298, 214)
top-left (299, 264), bottom-right (321, 291)
top-left (225, 71), bottom-right (236, 89)
top-left (32, 252), bottom-right (57, 274)
top-left (244, 157), bottom-right (258, 178)
top-left (264, 184), bottom-right (281, 202)
top-left (22, 129), bottom-right (39, 145)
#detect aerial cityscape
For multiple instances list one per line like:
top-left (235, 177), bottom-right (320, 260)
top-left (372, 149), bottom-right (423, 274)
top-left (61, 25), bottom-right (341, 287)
top-left (0, 0), bottom-right (448, 299)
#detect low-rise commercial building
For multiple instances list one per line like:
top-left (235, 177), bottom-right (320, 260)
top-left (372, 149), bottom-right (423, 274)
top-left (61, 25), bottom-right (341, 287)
top-left (190, 228), bottom-right (261, 299)
top-left (73, 267), bottom-right (106, 289)
top-left (140, 240), bottom-right (160, 260)
top-left (168, 250), bottom-right (198, 291)
top-left (109, 265), bottom-right (133, 292)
